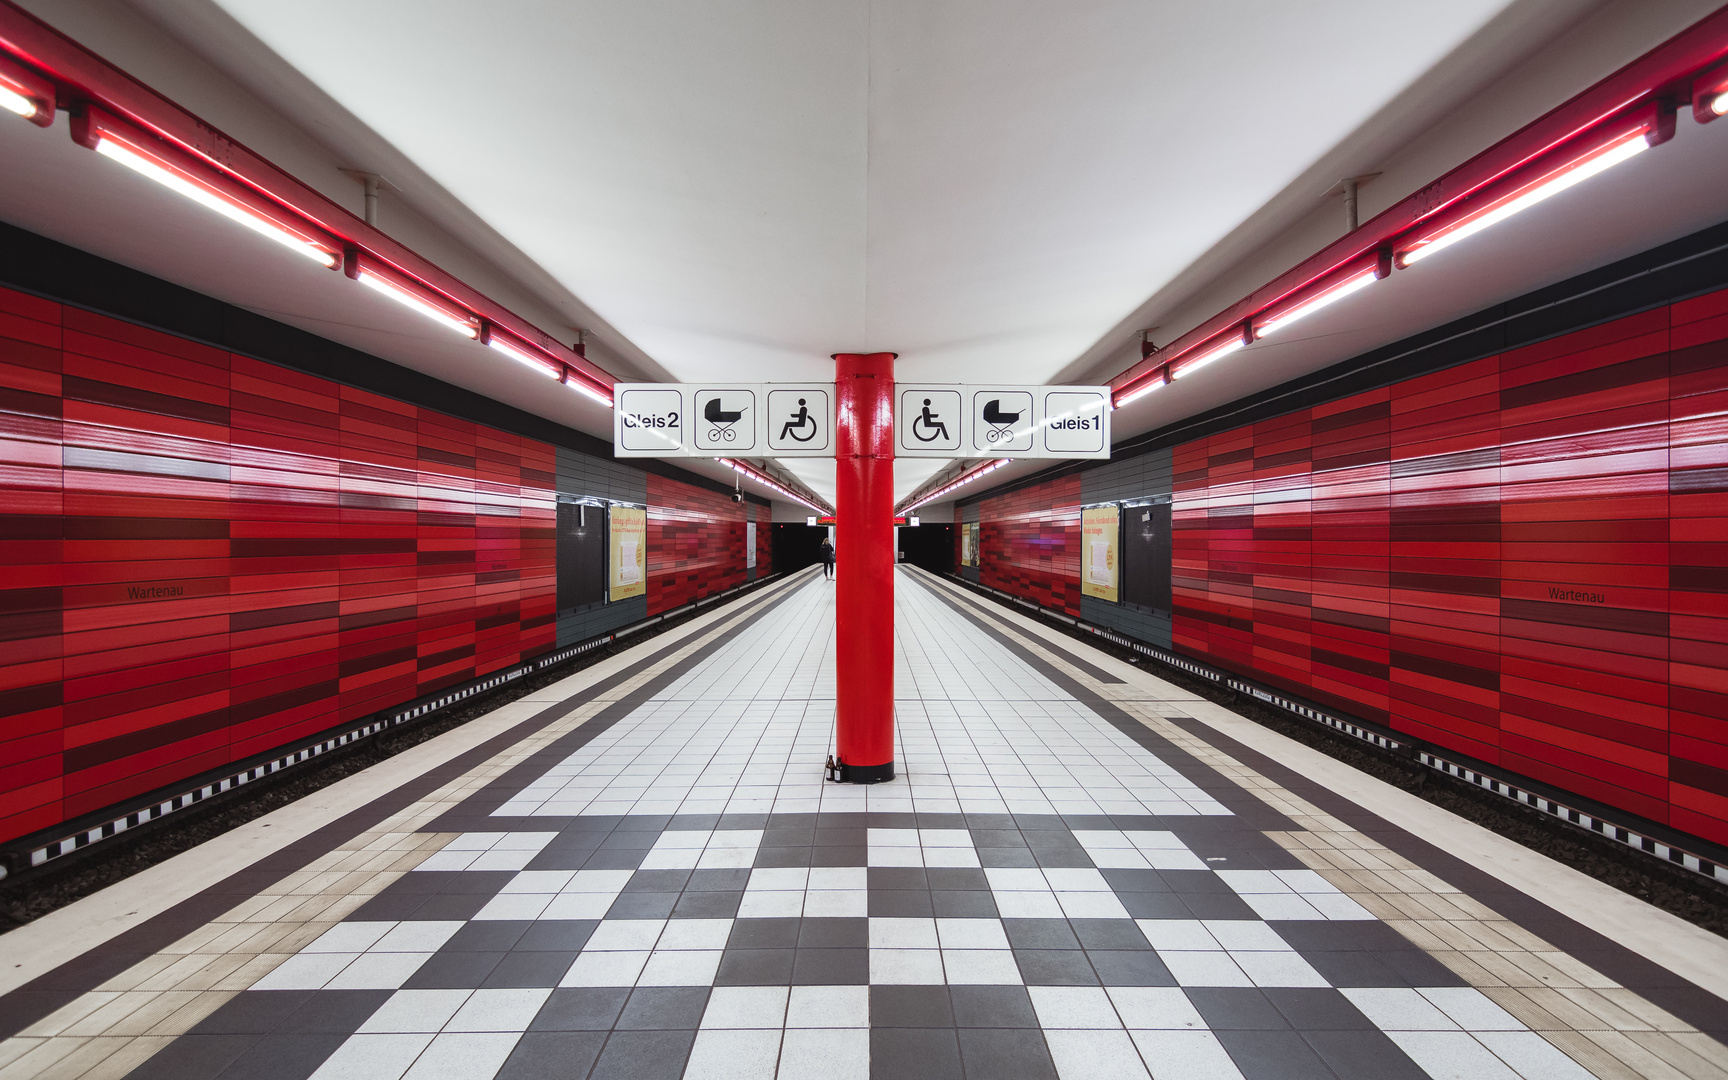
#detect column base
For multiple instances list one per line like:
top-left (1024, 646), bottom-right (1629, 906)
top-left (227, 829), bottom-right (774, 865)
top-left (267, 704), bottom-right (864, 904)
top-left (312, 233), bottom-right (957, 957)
top-left (826, 759), bottom-right (896, 784)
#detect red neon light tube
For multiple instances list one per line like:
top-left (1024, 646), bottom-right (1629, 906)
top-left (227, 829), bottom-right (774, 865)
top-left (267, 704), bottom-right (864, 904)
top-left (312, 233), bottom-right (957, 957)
top-left (0, 50), bottom-right (51, 126)
top-left (1396, 103), bottom-right (1671, 268)
top-left (344, 250), bottom-right (479, 338)
top-left (71, 105), bottom-right (341, 268)
top-left (1253, 249), bottom-right (1390, 339)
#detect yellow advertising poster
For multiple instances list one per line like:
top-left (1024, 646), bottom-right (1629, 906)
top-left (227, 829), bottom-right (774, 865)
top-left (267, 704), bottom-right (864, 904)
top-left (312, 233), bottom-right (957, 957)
top-left (1081, 505), bottom-right (1119, 602)
top-left (610, 505), bottom-right (647, 601)
top-left (962, 522), bottom-right (980, 567)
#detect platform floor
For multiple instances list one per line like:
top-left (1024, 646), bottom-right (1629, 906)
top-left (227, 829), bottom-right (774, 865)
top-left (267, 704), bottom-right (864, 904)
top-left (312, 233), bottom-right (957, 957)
top-left (1, 568), bottom-right (1725, 1080)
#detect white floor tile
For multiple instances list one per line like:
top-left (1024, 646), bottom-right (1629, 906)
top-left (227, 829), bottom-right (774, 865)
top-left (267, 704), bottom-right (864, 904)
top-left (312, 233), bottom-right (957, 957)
top-left (400, 1031), bottom-right (521, 1080)
top-left (308, 1033), bottom-right (433, 1080)
top-left (703, 986), bottom-right (790, 1028)
top-left (1125, 1029), bottom-right (1244, 1079)
top-left (1043, 1028), bottom-right (1151, 1079)
top-left (777, 1029), bottom-right (868, 1080)
top-left (357, 990), bottom-right (472, 1034)
top-left (785, 986), bottom-right (868, 1028)
top-left (1028, 986), bottom-right (1122, 1029)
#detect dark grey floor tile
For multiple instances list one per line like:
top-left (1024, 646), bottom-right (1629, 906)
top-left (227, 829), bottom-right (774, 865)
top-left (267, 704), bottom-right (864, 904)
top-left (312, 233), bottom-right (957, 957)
top-left (969, 830), bottom-right (1029, 849)
top-left (669, 814), bottom-right (724, 830)
top-left (518, 921), bottom-right (598, 952)
top-left (976, 848), bottom-right (1039, 868)
top-left (1186, 988), bottom-right (1289, 1030)
top-left (1014, 950), bottom-right (1098, 985)
top-left (445, 921), bottom-right (530, 952)
top-left (1030, 848), bottom-right (1095, 868)
top-left (728, 918), bottom-right (801, 949)
top-left (962, 815), bottom-right (1018, 831)
top-left (955, 1025), bottom-right (1057, 1076)
top-left (809, 845), bottom-right (867, 866)
top-left (916, 813), bottom-right (968, 829)
top-left (190, 991), bottom-right (312, 1035)
top-left (438, 871), bottom-right (517, 894)
top-left (799, 918), bottom-right (868, 948)
top-left (1177, 892), bottom-right (1258, 920)
top-left (403, 951), bottom-right (503, 989)
top-left (1071, 920), bottom-right (1150, 950)
top-left (1378, 948), bottom-right (1468, 987)
top-left (869, 812), bottom-right (920, 829)
top-left (718, 813), bottom-right (770, 829)
top-left (616, 988), bottom-right (710, 1029)
top-left (1086, 950), bottom-right (1174, 986)
top-left (346, 893), bottom-right (430, 920)
top-left (524, 851), bottom-right (598, 871)
top-left (1215, 1030), bottom-right (1335, 1080)
top-left (1300, 951), bottom-right (1401, 988)
top-left (601, 831), bottom-right (662, 849)
top-left (870, 986), bottom-right (953, 1027)
top-left (1264, 989), bottom-right (1375, 1031)
top-left (124, 1034), bottom-right (258, 1080)
top-left (589, 1028), bottom-right (696, 1080)
top-left (755, 847), bottom-right (814, 868)
top-left (485, 951), bottom-right (579, 988)
top-left (671, 891), bottom-right (742, 919)
top-left (211, 1033), bottom-right (346, 1080)
top-left (1118, 893), bottom-right (1192, 919)
top-left (1160, 870), bottom-right (1235, 894)
top-left (687, 868), bottom-right (753, 891)
top-left (869, 868), bottom-right (929, 890)
top-left (931, 891), bottom-right (999, 918)
top-left (625, 870), bottom-right (692, 893)
top-left (1060, 815), bottom-right (1117, 831)
top-left (714, 949), bottom-right (796, 985)
top-left (276, 990), bottom-right (394, 1035)
top-left (497, 1031), bottom-right (607, 1080)
top-left (606, 892), bottom-right (679, 918)
top-left (768, 813), bottom-right (820, 829)
top-left (869, 891), bottom-right (935, 917)
top-left (1271, 921), bottom-right (1415, 953)
top-left (792, 948), bottom-right (869, 985)
top-left (374, 870), bottom-right (455, 895)
top-left (1304, 1029), bottom-right (1431, 1080)
top-left (1003, 919), bottom-right (1080, 950)
top-left (530, 987), bottom-right (631, 1031)
top-left (582, 849), bottom-right (650, 871)
top-left (764, 827), bottom-right (816, 846)
top-left (1100, 869), bottom-right (1168, 893)
top-left (924, 868), bottom-right (989, 891)
top-left (815, 827), bottom-right (867, 847)
top-left (949, 986), bottom-right (1039, 1028)
top-left (408, 892), bottom-right (499, 921)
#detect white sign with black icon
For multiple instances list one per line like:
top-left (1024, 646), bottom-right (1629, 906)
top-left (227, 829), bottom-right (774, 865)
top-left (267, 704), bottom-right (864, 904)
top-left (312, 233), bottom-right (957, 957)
top-left (971, 389), bottom-right (1035, 453)
top-left (615, 387), bottom-right (686, 454)
top-left (765, 385), bottom-right (834, 457)
top-left (895, 386), bottom-right (964, 457)
top-left (692, 386), bottom-right (758, 452)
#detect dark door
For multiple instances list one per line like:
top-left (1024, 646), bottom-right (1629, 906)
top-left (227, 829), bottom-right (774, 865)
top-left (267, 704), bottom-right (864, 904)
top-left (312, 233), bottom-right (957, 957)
top-left (900, 523), bottom-right (954, 575)
top-left (773, 523), bottom-right (826, 573)
top-left (1120, 501), bottom-right (1171, 614)
top-left (557, 500), bottom-right (608, 613)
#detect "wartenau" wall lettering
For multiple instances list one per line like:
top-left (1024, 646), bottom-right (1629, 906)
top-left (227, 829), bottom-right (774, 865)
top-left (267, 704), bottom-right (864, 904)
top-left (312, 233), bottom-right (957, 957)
top-left (1548, 586), bottom-right (1605, 604)
top-left (127, 584), bottom-right (186, 601)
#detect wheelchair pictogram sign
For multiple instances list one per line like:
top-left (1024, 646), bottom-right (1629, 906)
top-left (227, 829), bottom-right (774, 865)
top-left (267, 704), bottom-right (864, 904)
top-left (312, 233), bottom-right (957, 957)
top-left (896, 388), bottom-right (961, 455)
top-left (766, 387), bottom-right (831, 454)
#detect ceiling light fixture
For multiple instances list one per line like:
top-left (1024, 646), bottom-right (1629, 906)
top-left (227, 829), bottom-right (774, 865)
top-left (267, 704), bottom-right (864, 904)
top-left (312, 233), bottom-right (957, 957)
top-left (1396, 104), bottom-right (1671, 268)
top-left (903, 458), bottom-right (1013, 514)
top-left (1113, 368), bottom-right (1170, 409)
top-left (72, 106), bottom-right (340, 267)
top-left (1170, 325), bottom-right (1251, 380)
top-left (345, 251), bottom-right (479, 338)
top-left (0, 53), bottom-right (52, 127)
top-left (481, 323), bottom-right (614, 406)
top-left (1693, 60), bottom-right (1728, 123)
top-left (1253, 250), bottom-right (1390, 339)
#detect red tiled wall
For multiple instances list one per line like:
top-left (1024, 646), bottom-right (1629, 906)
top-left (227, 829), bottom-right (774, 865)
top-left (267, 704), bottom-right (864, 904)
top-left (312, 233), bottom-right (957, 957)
top-left (755, 511), bottom-right (771, 577)
top-left (0, 286), bottom-right (556, 845)
top-left (978, 474), bottom-right (1083, 616)
top-left (1173, 293), bottom-right (1728, 845)
top-left (647, 473), bottom-right (747, 614)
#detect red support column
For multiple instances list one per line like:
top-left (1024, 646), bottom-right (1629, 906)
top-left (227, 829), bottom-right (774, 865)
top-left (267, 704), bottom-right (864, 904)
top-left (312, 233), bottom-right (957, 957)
top-left (832, 352), bottom-right (896, 782)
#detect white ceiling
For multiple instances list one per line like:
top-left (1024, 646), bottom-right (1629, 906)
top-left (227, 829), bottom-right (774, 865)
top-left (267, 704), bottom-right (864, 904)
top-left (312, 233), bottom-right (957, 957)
top-left (8, 0), bottom-right (1724, 509)
top-left (174, 0), bottom-right (1533, 501)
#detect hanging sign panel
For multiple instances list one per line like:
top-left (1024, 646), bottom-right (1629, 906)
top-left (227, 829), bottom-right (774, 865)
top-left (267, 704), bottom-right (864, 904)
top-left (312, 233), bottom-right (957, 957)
top-left (614, 384), bottom-right (834, 458)
top-left (896, 384), bottom-right (1110, 459)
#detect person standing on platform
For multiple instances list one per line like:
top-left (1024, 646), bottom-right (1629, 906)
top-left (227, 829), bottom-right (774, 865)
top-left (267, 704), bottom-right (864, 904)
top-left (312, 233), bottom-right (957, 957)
top-left (820, 537), bottom-right (835, 580)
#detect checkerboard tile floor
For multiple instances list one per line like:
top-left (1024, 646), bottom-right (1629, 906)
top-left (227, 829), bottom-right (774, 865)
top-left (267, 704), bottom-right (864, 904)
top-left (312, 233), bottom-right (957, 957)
top-left (7, 570), bottom-right (1720, 1080)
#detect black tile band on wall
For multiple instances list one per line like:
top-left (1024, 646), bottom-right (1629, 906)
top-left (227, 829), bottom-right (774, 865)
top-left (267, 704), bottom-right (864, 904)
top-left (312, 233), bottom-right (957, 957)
top-left (941, 571), bottom-right (1728, 887)
top-left (0, 571), bottom-right (782, 882)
